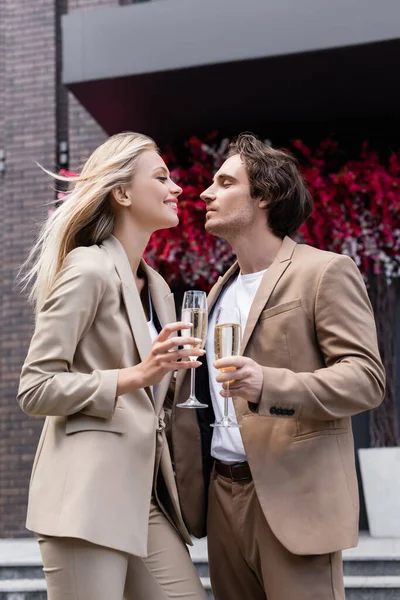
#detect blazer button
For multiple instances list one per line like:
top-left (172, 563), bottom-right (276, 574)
top-left (277, 408), bottom-right (283, 415)
top-left (283, 409), bottom-right (290, 416)
top-left (270, 407), bottom-right (277, 415)
top-left (288, 409), bottom-right (295, 416)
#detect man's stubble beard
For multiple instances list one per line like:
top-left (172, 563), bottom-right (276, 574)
top-left (205, 207), bottom-right (255, 245)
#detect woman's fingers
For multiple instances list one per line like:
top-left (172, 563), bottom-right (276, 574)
top-left (149, 323), bottom-right (206, 377)
top-left (156, 322), bottom-right (193, 343)
top-left (156, 335), bottom-right (203, 353)
top-left (161, 348), bottom-right (205, 362)
top-left (174, 361), bottom-right (202, 370)
top-left (155, 323), bottom-right (205, 354)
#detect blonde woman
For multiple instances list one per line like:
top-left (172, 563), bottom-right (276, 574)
top-left (18, 132), bottom-right (207, 600)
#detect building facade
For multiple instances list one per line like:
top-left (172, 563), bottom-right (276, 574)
top-left (0, 0), bottom-right (113, 538)
top-left (1, 0), bottom-right (399, 537)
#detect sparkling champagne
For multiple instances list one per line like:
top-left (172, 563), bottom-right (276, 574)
top-left (214, 322), bottom-right (241, 362)
top-left (215, 322), bottom-right (241, 381)
top-left (181, 308), bottom-right (208, 360)
top-left (211, 308), bottom-right (242, 428)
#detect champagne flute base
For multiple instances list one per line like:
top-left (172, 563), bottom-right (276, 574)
top-left (211, 417), bottom-right (242, 428)
top-left (177, 398), bottom-right (208, 409)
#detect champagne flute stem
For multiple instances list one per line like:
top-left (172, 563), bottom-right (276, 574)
top-left (224, 381), bottom-right (229, 418)
top-left (190, 363), bottom-right (196, 399)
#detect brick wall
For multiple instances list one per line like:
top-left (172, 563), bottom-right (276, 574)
top-left (0, 0), bottom-right (6, 533)
top-left (0, 0), bottom-right (115, 538)
top-left (0, 0), bottom-right (57, 537)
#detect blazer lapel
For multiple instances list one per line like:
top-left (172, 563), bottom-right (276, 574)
top-left (141, 260), bottom-right (174, 329)
top-left (240, 236), bottom-right (297, 355)
top-left (142, 261), bottom-right (176, 413)
top-left (102, 236), bottom-right (154, 403)
top-left (208, 261), bottom-right (240, 315)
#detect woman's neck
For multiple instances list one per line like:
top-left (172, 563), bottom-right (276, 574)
top-left (112, 220), bottom-right (151, 277)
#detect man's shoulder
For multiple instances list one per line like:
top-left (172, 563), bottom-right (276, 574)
top-left (292, 242), bottom-right (351, 272)
top-left (285, 243), bottom-right (362, 297)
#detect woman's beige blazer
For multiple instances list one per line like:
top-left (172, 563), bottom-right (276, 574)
top-left (18, 235), bottom-right (191, 557)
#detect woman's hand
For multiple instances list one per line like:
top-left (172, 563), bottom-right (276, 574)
top-left (117, 322), bottom-right (205, 395)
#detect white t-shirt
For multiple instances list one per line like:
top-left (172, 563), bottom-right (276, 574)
top-left (206, 269), bottom-right (267, 463)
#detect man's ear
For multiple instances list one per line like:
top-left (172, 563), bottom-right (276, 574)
top-left (111, 186), bottom-right (131, 207)
top-left (258, 198), bottom-right (269, 209)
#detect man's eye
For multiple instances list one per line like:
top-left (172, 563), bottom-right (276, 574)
top-left (222, 181), bottom-right (232, 187)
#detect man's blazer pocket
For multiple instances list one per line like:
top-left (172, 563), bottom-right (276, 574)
top-left (259, 298), bottom-right (301, 321)
top-left (65, 406), bottom-right (127, 435)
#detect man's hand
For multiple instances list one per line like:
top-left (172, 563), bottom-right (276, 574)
top-left (214, 356), bottom-right (263, 405)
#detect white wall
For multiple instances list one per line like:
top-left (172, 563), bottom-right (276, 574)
top-left (62, 0), bottom-right (400, 83)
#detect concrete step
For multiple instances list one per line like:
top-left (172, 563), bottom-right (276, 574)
top-left (194, 573), bottom-right (400, 598)
top-left (0, 595), bottom-right (47, 600)
top-left (344, 576), bottom-right (400, 600)
top-left (344, 560), bottom-right (400, 576)
top-left (190, 534), bottom-right (400, 600)
top-left (0, 576), bottom-right (47, 600)
top-left (1, 534), bottom-right (400, 600)
top-left (198, 576), bottom-right (400, 600)
top-left (1, 576), bottom-right (400, 600)
top-left (0, 568), bottom-right (43, 581)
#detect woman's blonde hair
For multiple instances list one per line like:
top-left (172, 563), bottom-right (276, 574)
top-left (19, 131), bottom-right (157, 317)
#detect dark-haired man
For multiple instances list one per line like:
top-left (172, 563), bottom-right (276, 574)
top-left (172, 134), bottom-right (385, 600)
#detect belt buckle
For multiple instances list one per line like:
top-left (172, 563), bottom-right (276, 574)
top-left (230, 463), bottom-right (249, 482)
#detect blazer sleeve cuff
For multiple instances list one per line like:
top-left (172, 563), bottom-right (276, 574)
top-left (254, 366), bottom-right (297, 418)
top-left (81, 369), bottom-right (120, 420)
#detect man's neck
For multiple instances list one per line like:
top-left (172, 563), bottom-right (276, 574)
top-left (231, 229), bottom-right (284, 275)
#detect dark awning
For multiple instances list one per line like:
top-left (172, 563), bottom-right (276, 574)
top-left (62, 0), bottom-right (400, 142)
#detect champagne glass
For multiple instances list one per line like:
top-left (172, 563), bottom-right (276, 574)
top-left (176, 290), bottom-right (208, 409)
top-left (211, 305), bottom-right (242, 428)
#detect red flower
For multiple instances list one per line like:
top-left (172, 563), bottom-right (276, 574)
top-left (54, 137), bottom-right (400, 288)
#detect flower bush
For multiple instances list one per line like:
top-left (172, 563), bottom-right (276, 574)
top-left (55, 136), bottom-right (400, 446)
top-left (56, 137), bottom-right (400, 289)
top-left (145, 136), bottom-right (400, 289)
top-left (146, 135), bottom-right (400, 447)
top-left (294, 139), bottom-right (400, 285)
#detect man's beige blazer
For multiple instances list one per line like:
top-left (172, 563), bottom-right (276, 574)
top-left (172, 236), bottom-right (385, 556)
top-left (18, 235), bottom-right (191, 557)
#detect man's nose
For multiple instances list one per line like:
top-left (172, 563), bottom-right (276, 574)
top-left (200, 187), bottom-right (215, 203)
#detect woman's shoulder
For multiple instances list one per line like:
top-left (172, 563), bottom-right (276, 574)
top-left (62, 244), bottom-right (115, 283)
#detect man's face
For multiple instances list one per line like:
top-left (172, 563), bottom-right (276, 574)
top-left (201, 154), bottom-right (258, 241)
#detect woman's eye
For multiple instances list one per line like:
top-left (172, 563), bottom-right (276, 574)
top-left (157, 177), bottom-right (168, 182)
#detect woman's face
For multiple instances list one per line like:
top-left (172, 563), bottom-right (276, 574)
top-left (121, 150), bottom-right (182, 232)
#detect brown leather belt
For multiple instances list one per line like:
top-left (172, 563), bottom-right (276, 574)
top-left (214, 460), bottom-right (252, 482)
